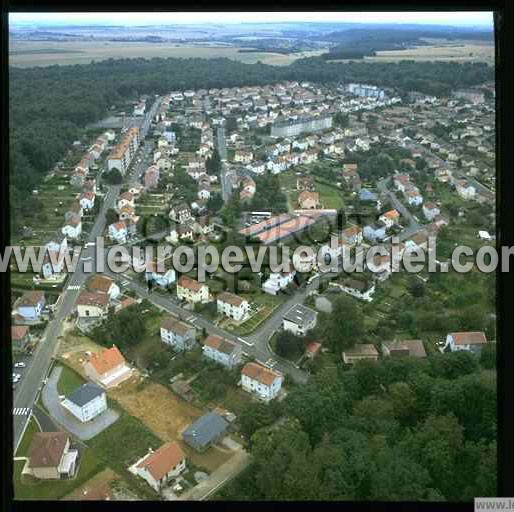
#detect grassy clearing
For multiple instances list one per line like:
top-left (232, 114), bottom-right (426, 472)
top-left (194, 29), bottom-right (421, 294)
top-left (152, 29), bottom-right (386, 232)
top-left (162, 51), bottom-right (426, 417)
top-left (315, 180), bottom-right (344, 209)
top-left (56, 365), bottom-right (86, 395)
top-left (15, 416), bottom-right (40, 457)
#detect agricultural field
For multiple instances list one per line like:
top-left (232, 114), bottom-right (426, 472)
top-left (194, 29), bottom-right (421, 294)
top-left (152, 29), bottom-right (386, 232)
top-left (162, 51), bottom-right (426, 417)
top-left (9, 40), bottom-right (326, 68)
top-left (365, 39), bottom-right (494, 64)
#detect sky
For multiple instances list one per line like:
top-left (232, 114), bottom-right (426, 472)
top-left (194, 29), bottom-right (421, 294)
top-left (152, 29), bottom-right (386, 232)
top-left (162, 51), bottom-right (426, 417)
top-left (9, 11), bottom-right (494, 28)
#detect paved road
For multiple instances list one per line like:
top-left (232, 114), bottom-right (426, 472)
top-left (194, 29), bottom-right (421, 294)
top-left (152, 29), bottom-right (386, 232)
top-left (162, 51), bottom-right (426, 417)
top-left (41, 366), bottom-right (120, 441)
top-left (405, 140), bottom-right (493, 197)
top-left (178, 447), bottom-right (250, 501)
top-left (12, 97), bottom-right (161, 450)
top-left (103, 268), bottom-right (309, 384)
top-left (216, 126), bottom-right (233, 203)
top-left (377, 177), bottom-right (421, 241)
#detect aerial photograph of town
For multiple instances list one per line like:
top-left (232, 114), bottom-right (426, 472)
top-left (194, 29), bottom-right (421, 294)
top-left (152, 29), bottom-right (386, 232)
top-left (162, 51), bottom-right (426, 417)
top-left (7, 10), bottom-right (501, 504)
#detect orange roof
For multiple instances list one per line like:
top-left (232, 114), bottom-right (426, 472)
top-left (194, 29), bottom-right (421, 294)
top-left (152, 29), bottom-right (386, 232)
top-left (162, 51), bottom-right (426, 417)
top-left (88, 345), bottom-right (126, 375)
top-left (241, 362), bottom-right (282, 386)
top-left (305, 341), bottom-right (322, 355)
top-left (87, 275), bottom-right (114, 294)
top-left (178, 276), bottom-right (205, 293)
top-left (137, 442), bottom-right (185, 481)
top-left (12, 325), bottom-right (29, 341)
top-left (217, 291), bottom-right (246, 307)
top-left (450, 332), bottom-right (487, 345)
top-left (298, 191), bottom-right (319, 204)
top-left (204, 335), bottom-right (238, 355)
top-left (342, 225), bottom-right (362, 237)
top-left (382, 209), bottom-right (400, 219)
top-left (77, 290), bottom-right (109, 308)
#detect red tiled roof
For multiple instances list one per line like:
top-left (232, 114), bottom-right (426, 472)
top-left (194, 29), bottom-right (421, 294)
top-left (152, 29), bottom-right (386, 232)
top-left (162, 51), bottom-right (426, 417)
top-left (136, 442), bottom-right (185, 481)
top-left (88, 345), bottom-right (126, 375)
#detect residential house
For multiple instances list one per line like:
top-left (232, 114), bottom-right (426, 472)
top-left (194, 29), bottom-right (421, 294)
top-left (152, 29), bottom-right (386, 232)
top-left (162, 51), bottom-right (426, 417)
top-left (456, 179), bottom-right (476, 200)
top-left (176, 276), bottom-right (210, 304)
top-left (234, 150), bottom-right (254, 164)
top-left (241, 362), bottom-right (283, 402)
top-left (144, 166), bottom-right (160, 191)
top-left (27, 432), bottom-right (78, 480)
top-left (61, 382), bottom-right (107, 423)
top-left (86, 275), bottom-right (120, 301)
top-left (341, 225), bottom-right (363, 246)
top-left (282, 304), bottom-right (318, 336)
top-left (169, 203), bottom-right (192, 224)
top-left (202, 334), bottom-right (242, 369)
top-left (339, 278), bottom-right (376, 301)
top-left (422, 202), bottom-right (440, 221)
top-left (182, 412), bottom-right (229, 452)
top-left (382, 339), bottom-right (427, 358)
top-left (108, 221), bottom-right (129, 244)
top-left (76, 290), bottom-right (109, 320)
top-left (118, 192), bottom-right (135, 210)
top-left (216, 292), bottom-right (250, 323)
top-left (379, 209), bottom-right (400, 228)
top-left (364, 221), bottom-right (387, 242)
top-left (262, 270), bottom-right (296, 295)
top-left (62, 217), bottom-right (82, 240)
top-left (298, 191), bottom-right (320, 209)
top-left (342, 344), bottom-right (379, 365)
top-left (84, 345), bottom-right (132, 388)
top-left (160, 316), bottom-right (197, 351)
top-left (11, 325), bottom-right (30, 353)
top-left (79, 191), bottom-right (95, 211)
top-left (444, 331), bottom-right (487, 354)
top-left (15, 291), bottom-right (46, 321)
top-left (305, 341), bottom-right (322, 360)
top-left (297, 176), bottom-right (315, 191)
top-left (134, 442), bottom-right (186, 493)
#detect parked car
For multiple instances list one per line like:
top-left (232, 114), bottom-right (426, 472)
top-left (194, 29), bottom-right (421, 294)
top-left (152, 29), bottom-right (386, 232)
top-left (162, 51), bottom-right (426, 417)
top-left (14, 362), bottom-right (26, 368)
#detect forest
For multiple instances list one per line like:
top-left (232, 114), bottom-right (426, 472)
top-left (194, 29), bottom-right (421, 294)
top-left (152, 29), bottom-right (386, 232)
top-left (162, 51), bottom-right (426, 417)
top-left (217, 348), bottom-right (496, 501)
top-left (9, 56), bottom-right (493, 233)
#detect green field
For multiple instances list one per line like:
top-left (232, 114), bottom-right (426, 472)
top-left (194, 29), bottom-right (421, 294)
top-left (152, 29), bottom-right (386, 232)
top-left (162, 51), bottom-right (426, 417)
top-left (56, 365), bottom-right (86, 395)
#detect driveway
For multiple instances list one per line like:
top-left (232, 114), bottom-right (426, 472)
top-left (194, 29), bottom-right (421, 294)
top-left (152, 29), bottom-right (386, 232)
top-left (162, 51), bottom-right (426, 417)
top-left (178, 448), bottom-right (250, 501)
top-left (41, 366), bottom-right (119, 441)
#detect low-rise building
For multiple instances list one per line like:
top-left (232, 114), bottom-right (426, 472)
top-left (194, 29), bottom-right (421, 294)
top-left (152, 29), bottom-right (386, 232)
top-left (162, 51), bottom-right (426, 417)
top-left (422, 202), bottom-right (441, 221)
top-left (382, 339), bottom-right (427, 358)
top-left (444, 331), bottom-right (487, 354)
top-left (176, 276), bottom-right (210, 304)
top-left (182, 412), bottom-right (229, 452)
top-left (15, 291), bottom-right (46, 321)
top-left (282, 304), bottom-right (318, 336)
top-left (216, 292), bottom-right (250, 322)
top-left (27, 432), bottom-right (78, 480)
top-left (202, 335), bottom-right (242, 369)
top-left (241, 362), bottom-right (283, 402)
top-left (298, 191), bottom-right (320, 209)
top-left (76, 291), bottom-right (109, 320)
top-left (86, 275), bottom-right (120, 302)
top-left (11, 325), bottom-right (30, 353)
top-left (341, 225), bottom-right (363, 246)
top-left (342, 344), bottom-right (379, 365)
top-left (134, 442), bottom-right (186, 493)
top-left (84, 345), bottom-right (132, 388)
top-left (61, 382), bottom-right (107, 423)
top-left (379, 209), bottom-right (400, 228)
top-left (160, 316), bottom-right (197, 351)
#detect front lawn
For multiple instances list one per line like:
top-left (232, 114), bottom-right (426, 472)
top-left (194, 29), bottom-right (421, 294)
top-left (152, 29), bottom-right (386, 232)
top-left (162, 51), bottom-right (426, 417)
top-left (56, 365), bottom-right (86, 396)
top-left (14, 449), bottom-right (105, 501)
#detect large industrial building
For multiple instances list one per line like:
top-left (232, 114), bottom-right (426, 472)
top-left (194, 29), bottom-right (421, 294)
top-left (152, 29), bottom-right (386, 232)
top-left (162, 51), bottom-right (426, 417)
top-left (270, 114), bottom-right (333, 138)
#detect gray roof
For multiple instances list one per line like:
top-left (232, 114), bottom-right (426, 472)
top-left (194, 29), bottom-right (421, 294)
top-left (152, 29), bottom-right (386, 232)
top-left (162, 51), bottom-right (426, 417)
top-left (65, 382), bottom-right (105, 407)
top-left (283, 304), bottom-right (317, 327)
top-left (182, 412), bottom-right (228, 449)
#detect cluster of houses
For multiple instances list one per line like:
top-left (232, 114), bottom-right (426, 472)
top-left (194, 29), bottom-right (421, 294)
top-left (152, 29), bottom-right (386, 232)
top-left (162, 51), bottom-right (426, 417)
top-left (393, 173), bottom-right (423, 206)
top-left (342, 331), bottom-right (489, 366)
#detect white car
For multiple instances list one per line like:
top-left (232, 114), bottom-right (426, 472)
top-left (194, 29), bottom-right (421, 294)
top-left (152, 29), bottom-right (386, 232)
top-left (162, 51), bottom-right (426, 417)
top-left (14, 362), bottom-right (26, 368)
top-left (12, 373), bottom-right (21, 382)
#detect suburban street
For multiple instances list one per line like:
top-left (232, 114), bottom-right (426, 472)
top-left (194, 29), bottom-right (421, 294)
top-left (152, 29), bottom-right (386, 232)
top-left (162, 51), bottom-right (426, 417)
top-left (216, 125), bottom-right (233, 202)
top-left (377, 176), bottom-right (421, 241)
top-left (12, 97), bottom-right (161, 450)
